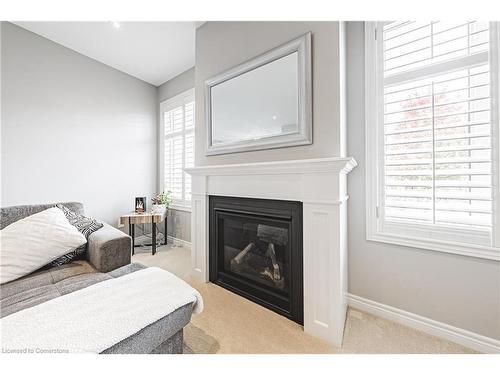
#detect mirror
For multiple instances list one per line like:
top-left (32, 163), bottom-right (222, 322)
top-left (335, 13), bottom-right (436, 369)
top-left (211, 52), bottom-right (299, 145)
top-left (205, 32), bottom-right (312, 155)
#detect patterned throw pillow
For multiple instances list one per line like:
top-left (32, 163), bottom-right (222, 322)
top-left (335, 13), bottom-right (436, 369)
top-left (47, 204), bottom-right (104, 266)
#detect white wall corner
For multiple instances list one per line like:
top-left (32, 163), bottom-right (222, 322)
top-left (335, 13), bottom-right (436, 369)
top-left (338, 21), bottom-right (348, 158)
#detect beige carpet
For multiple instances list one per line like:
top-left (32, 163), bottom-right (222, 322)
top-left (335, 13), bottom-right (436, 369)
top-left (132, 244), bottom-right (476, 354)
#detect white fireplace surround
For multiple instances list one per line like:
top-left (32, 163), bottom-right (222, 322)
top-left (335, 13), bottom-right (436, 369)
top-left (185, 157), bottom-right (357, 346)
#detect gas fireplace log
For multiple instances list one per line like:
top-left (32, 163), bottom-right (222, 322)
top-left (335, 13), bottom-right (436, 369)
top-left (260, 267), bottom-right (285, 289)
top-left (266, 243), bottom-right (281, 280)
top-left (231, 242), bottom-right (255, 265)
top-left (257, 225), bottom-right (288, 246)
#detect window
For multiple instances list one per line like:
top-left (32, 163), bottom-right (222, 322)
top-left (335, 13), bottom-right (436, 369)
top-left (160, 89), bottom-right (195, 210)
top-left (365, 22), bottom-right (500, 260)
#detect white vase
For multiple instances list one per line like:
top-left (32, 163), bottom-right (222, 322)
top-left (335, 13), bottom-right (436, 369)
top-left (151, 204), bottom-right (167, 214)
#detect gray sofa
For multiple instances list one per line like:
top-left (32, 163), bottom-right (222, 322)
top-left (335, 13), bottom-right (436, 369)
top-left (0, 202), bottom-right (193, 354)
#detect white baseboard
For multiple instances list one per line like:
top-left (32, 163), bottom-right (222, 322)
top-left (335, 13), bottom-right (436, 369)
top-left (167, 235), bottom-right (191, 248)
top-left (346, 293), bottom-right (500, 354)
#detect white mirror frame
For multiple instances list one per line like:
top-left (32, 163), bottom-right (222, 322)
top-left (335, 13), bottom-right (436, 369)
top-left (205, 32), bottom-right (312, 156)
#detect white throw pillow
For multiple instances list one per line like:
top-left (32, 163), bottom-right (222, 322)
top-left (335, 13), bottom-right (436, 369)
top-left (0, 207), bottom-right (87, 284)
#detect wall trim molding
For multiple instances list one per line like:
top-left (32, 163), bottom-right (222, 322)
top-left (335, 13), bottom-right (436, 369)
top-left (367, 232), bottom-right (500, 261)
top-left (190, 194), bottom-right (351, 206)
top-left (186, 156), bottom-right (358, 176)
top-left (346, 293), bottom-right (500, 354)
top-left (167, 235), bottom-right (191, 248)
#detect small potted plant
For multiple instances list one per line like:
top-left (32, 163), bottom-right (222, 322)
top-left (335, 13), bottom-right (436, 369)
top-left (151, 191), bottom-right (172, 213)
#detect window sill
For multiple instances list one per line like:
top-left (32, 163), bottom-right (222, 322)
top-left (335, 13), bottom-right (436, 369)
top-left (367, 231), bottom-right (500, 261)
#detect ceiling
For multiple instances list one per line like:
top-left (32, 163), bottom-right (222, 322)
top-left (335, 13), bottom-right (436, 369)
top-left (13, 22), bottom-right (197, 86)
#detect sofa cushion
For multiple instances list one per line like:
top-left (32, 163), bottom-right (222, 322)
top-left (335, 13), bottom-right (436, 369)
top-left (0, 261), bottom-right (144, 318)
top-left (1, 285), bottom-right (61, 318)
top-left (48, 261), bottom-right (97, 283)
top-left (56, 204), bottom-right (103, 238)
top-left (0, 261), bottom-right (194, 354)
top-left (0, 202), bottom-right (84, 230)
top-left (56, 273), bottom-right (112, 295)
top-left (46, 204), bottom-right (104, 267)
top-left (108, 262), bottom-right (147, 278)
top-left (0, 268), bottom-right (54, 300)
top-left (0, 207), bottom-right (87, 284)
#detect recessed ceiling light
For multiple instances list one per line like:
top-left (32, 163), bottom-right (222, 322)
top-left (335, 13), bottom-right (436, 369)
top-left (111, 22), bottom-right (121, 29)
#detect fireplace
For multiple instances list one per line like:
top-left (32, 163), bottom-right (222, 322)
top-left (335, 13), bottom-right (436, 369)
top-left (186, 157), bottom-right (357, 345)
top-left (209, 195), bottom-right (303, 324)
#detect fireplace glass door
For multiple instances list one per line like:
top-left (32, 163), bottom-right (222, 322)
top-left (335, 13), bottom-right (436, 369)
top-left (209, 196), bottom-right (303, 324)
top-left (221, 213), bottom-right (290, 294)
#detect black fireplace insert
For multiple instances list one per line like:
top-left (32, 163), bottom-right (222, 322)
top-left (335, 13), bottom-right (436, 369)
top-left (209, 195), bottom-right (303, 324)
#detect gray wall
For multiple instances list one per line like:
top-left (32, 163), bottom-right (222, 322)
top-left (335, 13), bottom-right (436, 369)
top-left (195, 21), bottom-right (344, 166)
top-left (158, 67), bottom-right (194, 103)
top-left (164, 209), bottom-right (191, 242)
top-left (346, 21), bottom-right (500, 339)
top-left (157, 67), bottom-right (195, 242)
top-left (1, 22), bottom-right (157, 225)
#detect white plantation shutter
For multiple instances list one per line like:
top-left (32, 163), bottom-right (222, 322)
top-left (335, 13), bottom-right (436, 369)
top-left (184, 131), bottom-right (194, 202)
top-left (384, 22), bottom-right (490, 76)
top-left (382, 21), bottom-right (493, 230)
top-left (161, 89), bottom-right (195, 209)
top-left (164, 135), bottom-right (184, 201)
top-left (366, 21), bottom-right (500, 255)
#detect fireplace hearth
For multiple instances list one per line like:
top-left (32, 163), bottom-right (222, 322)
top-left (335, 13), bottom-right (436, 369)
top-left (209, 195), bottom-right (303, 324)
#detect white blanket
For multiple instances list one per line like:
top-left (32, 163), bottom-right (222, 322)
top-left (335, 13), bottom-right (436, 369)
top-left (0, 267), bottom-right (203, 353)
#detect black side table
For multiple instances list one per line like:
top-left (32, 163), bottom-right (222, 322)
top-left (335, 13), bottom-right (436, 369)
top-left (120, 211), bottom-right (167, 255)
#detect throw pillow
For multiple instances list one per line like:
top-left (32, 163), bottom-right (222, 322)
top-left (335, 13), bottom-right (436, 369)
top-left (47, 204), bottom-right (104, 266)
top-left (0, 207), bottom-right (87, 284)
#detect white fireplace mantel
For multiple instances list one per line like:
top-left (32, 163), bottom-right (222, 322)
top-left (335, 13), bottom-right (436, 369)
top-left (185, 157), bottom-right (357, 347)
